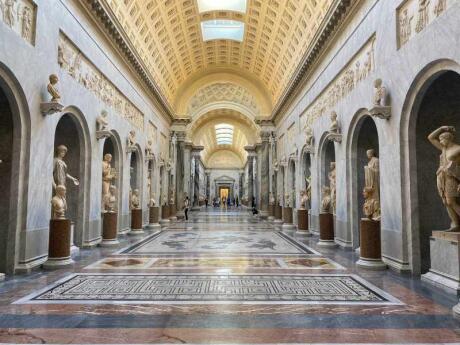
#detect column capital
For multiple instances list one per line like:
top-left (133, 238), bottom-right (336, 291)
top-left (192, 145), bottom-right (204, 157)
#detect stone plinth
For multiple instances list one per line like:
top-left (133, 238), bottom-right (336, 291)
top-left (101, 212), bottom-right (119, 247)
top-left (296, 208), bottom-right (310, 237)
top-left (169, 204), bottom-right (177, 221)
top-left (422, 231), bottom-right (460, 292)
top-left (356, 219), bottom-right (386, 270)
top-left (268, 204), bottom-right (275, 221)
top-left (318, 213), bottom-right (337, 247)
top-left (148, 206), bottom-right (160, 229)
top-left (282, 207), bottom-right (295, 231)
top-left (160, 205), bottom-right (170, 224)
top-left (44, 219), bottom-right (74, 268)
top-left (40, 102), bottom-right (64, 116)
top-left (274, 205), bottom-right (283, 224)
top-left (129, 209), bottom-right (144, 235)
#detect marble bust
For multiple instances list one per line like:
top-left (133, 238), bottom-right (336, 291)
top-left (47, 74), bottom-right (61, 102)
top-left (305, 125), bottom-right (314, 147)
top-left (363, 187), bottom-right (381, 221)
top-left (321, 186), bottom-right (332, 213)
top-left (300, 190), bottom-right (308, 210)
top-left (365, 149), bottom-right (380, 202)
top-left (329, 111), bottom-right (339, 133)
top-left (130, 189), bottom-right (140, 210)
top-left (96, 110), bottom-right (109, 132)
top-left (51, 185), bottom-right (67, 220)
top-left (149, 193), bottom-right (156, 207)
top-left (104, 185), bottom-right (117, 213)
top-left (127, 130), bottom-right (136, 148)
top-left (428, 126), bottom-right (460, 232)
top-left (145, 140), bottom-right (153, 157)
top-left (373, 78), bottom-right (386, 107)
top-left (53, 145), bottom-right (79, 190)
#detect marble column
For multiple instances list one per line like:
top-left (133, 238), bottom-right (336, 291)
top-left (258, 131), bottom-right (271, 218)
top-left (191, 146), bottom-right (204, 210)
top-left (205, 170), bottom-right (211, 201)
top-left (174, 133), bottom-right (190, 219)
top-left (245, 146), bottom-right (256, 208)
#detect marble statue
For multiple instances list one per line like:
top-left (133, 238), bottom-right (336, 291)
top-left (51, 185), bottom-right (67, 220)
top-left (373, 79), bottom-right (386, 107)
top-left (306, 175), bottom-right (312, 203)
top-left (269, 192), bottom-right (275, 205)
top-left (284, 193), bottom-right (290, 207)
top-left (2, 0), bottom-right (16, 27)
top-left (321, 186), bottom-right (332, 213)
top-left (428, 126), bottom-right (460, 232)
top-left (365, 149), bottom-right (380, 202)
top-left (434, 0), bottom-right (447, 17)
top-left (145, 140), bottom-right (153, 157)
top-left (104, 185), bottom-right (117, 213)
top-left (53, 145), bottom-right (79, 191)
top-left (169, 188), bottom-right (175, 205)
top-left (21, 6), bottom-right (32, 40)
top-left (300, 190), bottom-right (308, 210)
top-left (305, 125), bottom-right (314, 147)
top-left (102, 154), bottom-right (115, 207)
top-left (47, 74), bottom-right (61, 102)
top-left (149, 193), bottom-right (156, 207)
top-left (96, 110), bottom-right (109, 131)
top-left (127, 130), bottom-right (136, 149)
top-left (130, 189), bottom-right (140, 210)
top-left (329, 111), bottom-right (339, 133)
top-left (363, 187), bottom-right (381, 221)
top-left (416, 0), bottom-right (430, 33)
top-left (329, 162), bottom-right (337, 211)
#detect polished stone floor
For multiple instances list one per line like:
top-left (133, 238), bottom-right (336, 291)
top-left (0, 208), bottom-right (459, 344)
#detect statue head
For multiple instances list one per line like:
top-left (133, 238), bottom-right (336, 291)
top-left (104, 153), bottom-right (112, 162)
top-left (133, 189), bottom-right (139, 196)
top-left (56, 145), bottom-right (68, 158)
top-left (322, 186), bottom-right (331, 197)
top-left (49, 74), bottom-right (59, 85)
top-left (366, 149), bottom-right (376, 159)
top-left (363, 186), bottom-right (374, 199)
top-left (330, 162), bottom-right (336, 170)
top-left (129, 130), bottom-right (136, 137)
top-left (109, 185), bottom-right (117, 194)
top-left (55, 184), bottom-right (66, 197)
top-left (330, 111), bottom-right (337, 121)
top-left (374, 78), bottom-right (383, 88)
top-left (440, 131), bottom-right (455, 147)
top-left (101, 110), bottom-right (108, 118)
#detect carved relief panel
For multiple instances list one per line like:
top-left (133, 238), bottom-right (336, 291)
top-left (58, 32), bottom-right (144, 130)
top-left (0, 0), bottom-right (36, 45)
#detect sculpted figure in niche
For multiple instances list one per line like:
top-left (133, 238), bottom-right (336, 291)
top-left (365, 149), bottom-right (380, 202)
top-left (329, 112), bottom-right (339, 133)
top-left (51, 185), bottom-right (67, 220)
top-left (149, 193), bottom-right (156, 207)
top-left (47, 74), bottom-right (61, 103)
top-left (428, 126), bottom-right (460, 232)
top-left (284, 193), bottom-right (290, 207)
top-left (321, 186), bottom-right (332, 213)
top-left (21, 6), bottom-right (32, 40)
top-left (363, 187), bottom-right (381, 221)
top-left (145, 140), bottom-right (154, 157)
top-left (2, 0), bottom-right (16, 27)
top-left (131, 189), bottom-right (140, 210)
top-left (127, 130), bottom-right (136, 148)
top-left (300, 190), bottom-right (308, 210)
top-left (305, 125), bottom-right (314, 147)
top-left (415, 0), bottom-right (430, 33)
top-left (53, 145), bottom-right (79, 191)
top-left (102, 154), bottom-right (115, 206)
top-left (306, 175), bottom-right (312, 207)
top-left (399, 9), bottom-right (413, 45)
top-left (373, 79), bottom-right (386, 107)
top-left (329, 162), bottom-right (337, 211)
top-left (104, 185), bottom-right (117, 213)
top-left (96, 110), bottom-right (109, 132)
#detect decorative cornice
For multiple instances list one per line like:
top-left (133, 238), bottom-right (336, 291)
top-left (271, 0), bottom-right (355, 122)
top-left (83, 0), bottom-right (175, 121)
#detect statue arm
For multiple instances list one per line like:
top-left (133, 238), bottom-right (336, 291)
top-left (428, 126), bottom-right (452, 150)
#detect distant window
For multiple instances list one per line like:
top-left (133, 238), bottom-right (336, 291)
top-left (215, 124), bottom-right (234, 145)
top-left (197, 0), bottom-right (247, 13)
top-left (201, 20), bottom-right (245, 42)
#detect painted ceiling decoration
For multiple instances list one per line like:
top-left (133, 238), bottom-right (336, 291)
top-left (99, 0), bottom-right (338, 115)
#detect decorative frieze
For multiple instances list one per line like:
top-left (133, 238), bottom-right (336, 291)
top-left (0, 0), bottom-right (36, 44)
top-left (300, 36), bottom-right (376, 129)
top-left (58, 32), bottom-right (144, 130)
top-left (398, 0), bottom-right (451, 48)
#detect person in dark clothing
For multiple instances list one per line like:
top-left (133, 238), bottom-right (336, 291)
top-left (184, 196), bottom-right (190, 221)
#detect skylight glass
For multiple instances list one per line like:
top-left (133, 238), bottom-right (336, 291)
top-left (201, 20), bottom-right (245, 42)
top-left (215, 124), bottom-right (234, 145)
top-left (197, 0), bottom-right (247, 13)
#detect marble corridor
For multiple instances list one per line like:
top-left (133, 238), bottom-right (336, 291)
top-left (0, 208), bottom-right (458, 344)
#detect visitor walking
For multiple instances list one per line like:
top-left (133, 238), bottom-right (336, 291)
top-left (184, 196), bottom-right (190, 221)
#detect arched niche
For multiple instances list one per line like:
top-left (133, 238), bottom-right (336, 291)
top-left (301, 148), bottom-right (312, 208)
top-left (53, 110), bottom-right (90, 247)
top-left (289, 159), bottom-right (296, 208)
top-left (147, 157), bottom-right (156, 203)
top-left (129, 145), bottom-right (143, 203)
top-left (159, 165), bottom-right (165, 206)
top-left (347, 114), bottom-right (379, 248)
top-left (102, 131), bottom-right (123, 231)
top-left (280, 165), bottom-right (286, 206)
top-left (405, 68), bottom-right (460, 274)
top-left (321, 139), bottom-right (336, 193)
top-left (0, 64), bottom-right (30, 274)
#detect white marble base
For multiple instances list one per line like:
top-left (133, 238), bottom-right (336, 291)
top-left (453, 301), bottom-right (460, 318)
top-left (356, 258), bottom-right (387, 270)
top-left (70, 245), bottom-right (79, 255)
top-left (422, 271), bottom-right (460, 292)
top-left (43, 257), bottom-right (74, 269)
top-left (128, 229), bottom-right (145, 236)
top-left (147, 223), bottom-right (161, 230)
top-left (40, 101), bottom-right (64, 115)
top-left (274, 219), bottom-right (283, 224)
top-left (0, 273), bottom-right (4, 281)
top-left (191, 206), bottom-right (201, 211)
top-left (317, 240), bottom-right (338, 248)
top-left (169, 217), bottom-right (177, 222)
top-left (159, 219), bottom-right (170, 225)
top-left (99, 239), bottom-right (120, 247)
top-left (282, 224), bottom-right (295, 230)
top-left (295, 230), bottom-right (311, 237)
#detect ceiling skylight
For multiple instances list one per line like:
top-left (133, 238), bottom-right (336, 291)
top-left (215, 124), bottom-right (234, 145)
top-left (197, 0), bottom-right (247, 13)
top-left (201, 20), bottom-right (245, 42)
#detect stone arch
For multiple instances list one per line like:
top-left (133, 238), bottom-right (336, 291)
top-left (346, 109), bottom-right (380, 249)
top-left (300, 145), bottom-right (313, 199)
top-left (317, 132), bottom-right (336, 201)
top-left (54, 106), bottom-right (92, 247)
top-left (400, 59), bottom-right (460, 274)
top-left (288, 158), bottom-right (297, 208)
top-left (0, 62), bottom-right (31, 274)
top-left (129, 144), bottom-right (144, 206)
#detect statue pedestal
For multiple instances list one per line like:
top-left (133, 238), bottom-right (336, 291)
top-left (44, 219), bottom-right (74, 269)
top-left (129, 209), bottom-right (144, 235)
top-left (318, 213), bottom-right (337, 247)
top-left (160, 205), bottom-right (170, 225)
top-left (40, 102), bottom-right (64, 116)
top-left (70, 222), bottom-right (79, 255)
top-left (169, 204), bottom-right (177, 222)
top-left (282, 207), bottom-right (295, 232)
top-left (147, 206), bottom-right (161, 229)
top-left (100, 212), bottom-right (119, 247)
top-left (356, 219), bottom-right (386, 270)
top-left (268, 204), bottom-right (275, 222)
top-left (296, 208), bottom-right (310, 237)
top-left (96, 130), bottom-right (111, 140)
top-left (274, 205), bottom-right (283, 224)
top-left (422, 231), bottom-right (460, 292)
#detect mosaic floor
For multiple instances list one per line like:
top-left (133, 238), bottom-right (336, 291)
top-left (0, 208), bottom-right (459, 344)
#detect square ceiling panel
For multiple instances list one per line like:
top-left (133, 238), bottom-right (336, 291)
top-left (197, 0), bottom-right (247, 13)
top-left (201, 20), bottom-right (245, 42)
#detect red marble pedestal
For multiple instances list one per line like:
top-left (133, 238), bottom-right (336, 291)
top-left (357, 218), bottom-right (386, 270)
top-left (148, 206), bottom-right (160, 229)
top-left (44, 219), bottom-right (74, 268)
top-left (274, 205), bottom-right (283, 223)
top-left (160, 205), bottom-right (170, 224)
top-left (130, 209), bottom-right (144, 234)
top-left (318, 213), bottom-right (337, 247)
top-left (296, 209), bottom-right (310, 236)
top-left (101, 212), bottom-right (119, 246)
top-left (169, 203), bottom-right (177, 221)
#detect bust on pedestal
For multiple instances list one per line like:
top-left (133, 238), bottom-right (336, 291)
top-left (41, 74), bottom-right (64, 115)
top-left (129, 189), bottom-right (144, 235)
top-left (318, 186), bottom-right (337, 247)
top-left (101, 185), bottom-right (119, 246)
top-left (147, 196), bottom-right (161, 229)
top-left (96, 110), bottom-right (111, 140)
top-left (268, 192), bottom-right (275, 222)
top-left (296, 190), bottom-right (310, 237)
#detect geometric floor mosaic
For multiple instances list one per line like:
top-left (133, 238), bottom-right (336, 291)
top-left (15, 273), bottom-right (402, 305)
top-left (118, 230), bottom-right (319, 256)
top-left (84, 256), bottom-right (345, 270)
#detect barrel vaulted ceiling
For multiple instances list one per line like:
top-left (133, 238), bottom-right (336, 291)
top-left (104, 0), bottom-right (335, 117)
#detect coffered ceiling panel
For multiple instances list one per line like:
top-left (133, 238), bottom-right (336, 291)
top-left (105, 0), bottom-right (335, 112)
